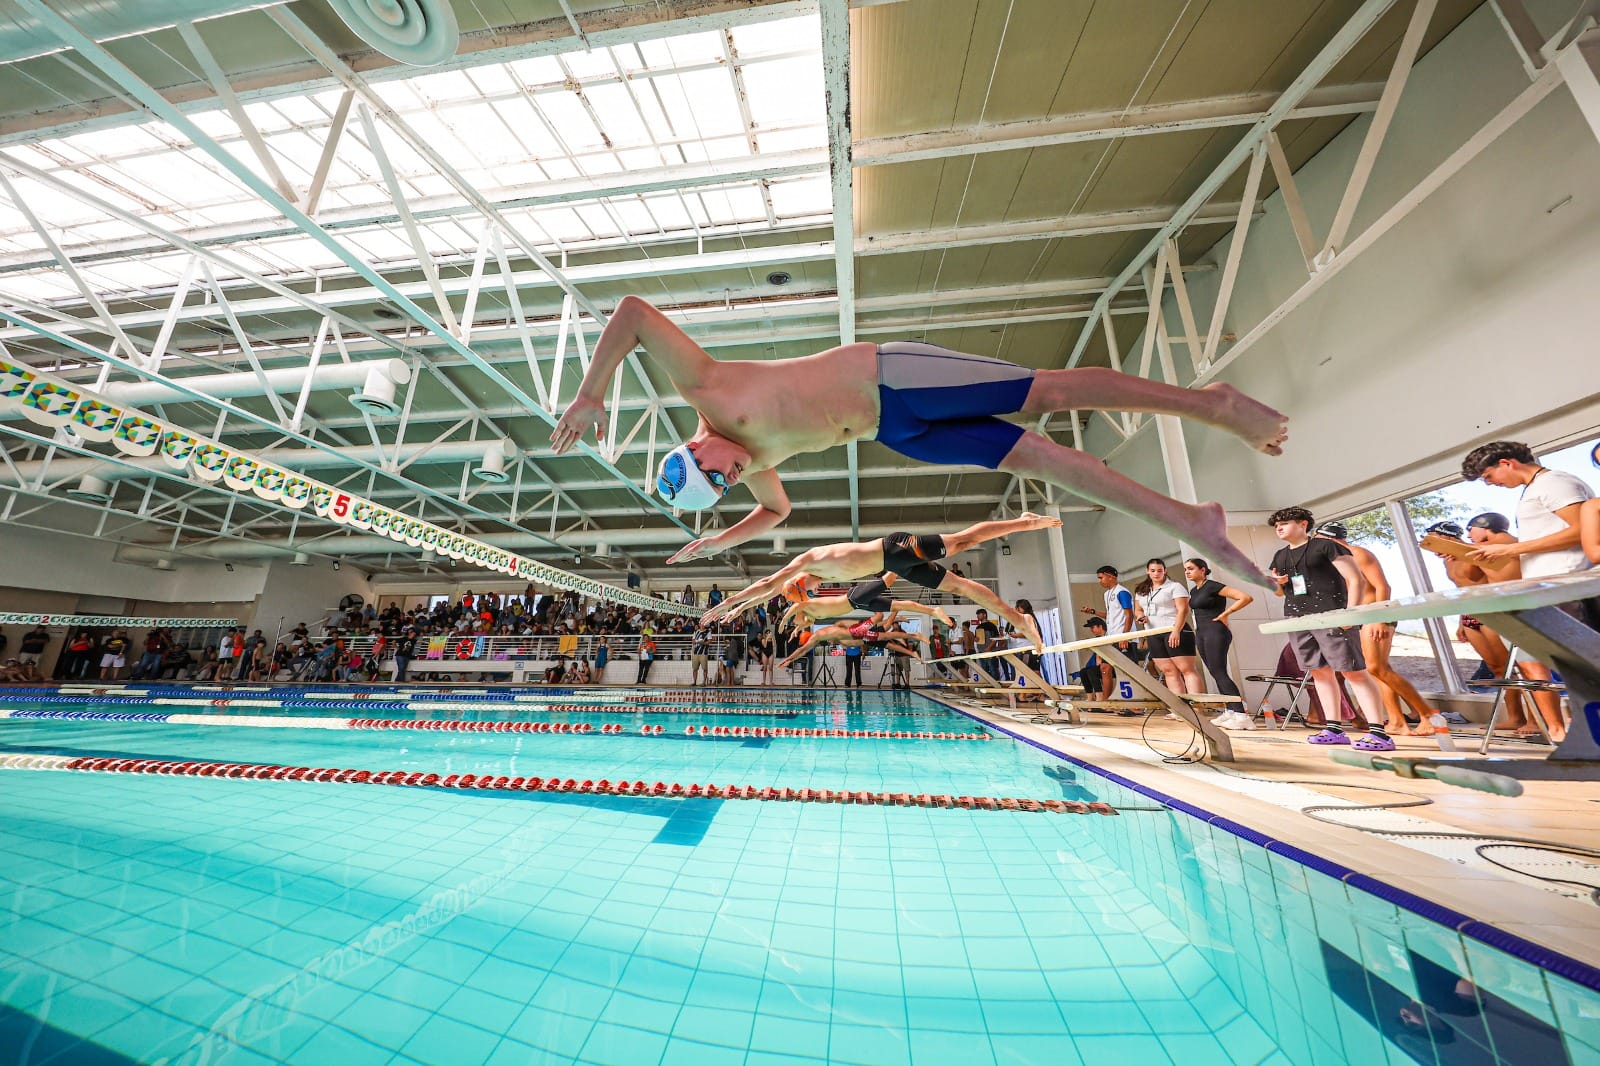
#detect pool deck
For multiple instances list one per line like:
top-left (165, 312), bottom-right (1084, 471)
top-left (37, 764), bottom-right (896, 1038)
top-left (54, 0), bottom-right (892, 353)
top-left (934, 694), bottom-right (1600, 977)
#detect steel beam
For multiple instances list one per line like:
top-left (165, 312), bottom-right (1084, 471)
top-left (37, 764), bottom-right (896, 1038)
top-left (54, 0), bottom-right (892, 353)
top-left (854, 83), bottom-right (1384, 166)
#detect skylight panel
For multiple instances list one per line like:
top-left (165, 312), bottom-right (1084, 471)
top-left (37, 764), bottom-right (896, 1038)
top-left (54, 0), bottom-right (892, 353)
top-left (730, 15), bottom-right (820, 55)
top-left (442, 103), bottom-right (525, 166)
top-left (531, 206), bottom-right (593, 243)
top-left (659, 31), bottom-right (727, 66)
top-left (742, 54), bottom-right (827, 128)
top-left (464, 65), bottom-right (519, 97)
top-left (559, 47), bottom-right (622, 81)
top-left (608, 198), bottom-right (662, 236)
top-left (491, 96), bottom-right (566, 158)
top-left (408, 68), bottom-right (482, 105)
top-left (508, 55), bottom-right (565, 87)
top-left (573, 202), bottom-right (621, 239)
top-left (3, 274), bottom-right (75, 301)
top-left (532, 92), bottom-right (602, 152)
top-left (757, 127), bottom-right (827, 154)
top-left (582, 83), bottom-right (650, 148)
top-left (769, 175), bottom-right (832, 218)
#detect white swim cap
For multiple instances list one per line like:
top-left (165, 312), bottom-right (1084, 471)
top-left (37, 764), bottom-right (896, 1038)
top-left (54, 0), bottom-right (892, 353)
top-left (655, 444), bottom-right (724, 510)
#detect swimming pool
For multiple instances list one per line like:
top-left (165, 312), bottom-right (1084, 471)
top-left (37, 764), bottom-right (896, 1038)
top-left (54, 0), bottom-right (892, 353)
top-left (1, 685), bottom-right (1596, 1064)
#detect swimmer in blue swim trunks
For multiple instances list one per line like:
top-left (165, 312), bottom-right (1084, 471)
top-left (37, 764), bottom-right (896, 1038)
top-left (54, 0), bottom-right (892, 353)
top-left (551, 296), bottom-right (1289, 584)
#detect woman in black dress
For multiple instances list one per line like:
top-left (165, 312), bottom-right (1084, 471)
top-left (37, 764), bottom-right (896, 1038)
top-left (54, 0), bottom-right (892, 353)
top-left (1182, 558), bottom-right (1253, 706)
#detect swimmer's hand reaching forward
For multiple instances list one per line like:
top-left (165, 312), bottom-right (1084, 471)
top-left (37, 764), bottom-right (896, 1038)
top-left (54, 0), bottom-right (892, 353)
top-left (667, 537), bottom-right (721, 566)
top-left (551, 395), bottom-right (605, 455)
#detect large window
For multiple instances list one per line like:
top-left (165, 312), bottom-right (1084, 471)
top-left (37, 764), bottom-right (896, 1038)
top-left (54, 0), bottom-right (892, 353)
top-left (1335, 434), bottom-right (1598, 693)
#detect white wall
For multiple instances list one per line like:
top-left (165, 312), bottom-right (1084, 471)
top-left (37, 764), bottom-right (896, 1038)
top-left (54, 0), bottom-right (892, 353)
top-left (1078, 1), bottom-right (1600, 562)
top-left (252, 557), bottom-right (375, 637)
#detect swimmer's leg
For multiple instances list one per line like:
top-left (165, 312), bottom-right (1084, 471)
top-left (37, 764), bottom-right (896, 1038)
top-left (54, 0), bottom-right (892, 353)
top-left (888, 600), bottom-right (954, 628)
top-left (1021, 366), bottom-right (1288, 456)
top-left (936, 572), bottom-right (1042, 652)
top-left (999, 432), bottom-right (1273, 587)
top-left (940, 513), bottom-right (1062, 556)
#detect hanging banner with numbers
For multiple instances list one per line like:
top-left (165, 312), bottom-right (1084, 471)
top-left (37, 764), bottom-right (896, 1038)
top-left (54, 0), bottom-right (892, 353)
top-left (0, 362), bottom-right (697, 616)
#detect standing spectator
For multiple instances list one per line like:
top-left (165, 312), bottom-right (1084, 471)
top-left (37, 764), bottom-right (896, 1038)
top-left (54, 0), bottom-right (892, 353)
top-left (19, 625), bottom-right (50, 673)
top-left (1134, 558), bottom-right (1202, 702)
top-left (1267, 507), bottom-right (1390, 749)
top-left (636, 635), bottom-right (656, 685)
top-left (706, 584), bottom-right (725, 610)
top-left (393, 628), bottom-right (417, 682)
top-left (842, 638), bottom-right (863, 687)
top-left (1182, 558), bottom-right (1253, 725)
top-left (681, 584), bottom-right (697, 607)
top-left (758, 629), bottom-right (776, 686)
top-left (1088, 565), bottom-right (1135, 640)
top-left (689, 627), bottom-right (710, 687)
top-left (100, 629), bottom-right (129, 680)
top-left (1315, 522), bottom-right (1435, 736)
top-left (1464, 441), bottom-right (1595, 580)
top-left (592, 634), bottom-right (609, 684)
top-left (218, 628), bottom-right (236, 677)
top-left (60, 630), bottom-right (92, 680)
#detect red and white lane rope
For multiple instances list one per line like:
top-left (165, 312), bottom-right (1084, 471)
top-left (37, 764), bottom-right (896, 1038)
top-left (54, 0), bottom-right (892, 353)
top-left (0, 753), bottom-right (1115, 814)
top-left (0, 710), bottom-right (990, 741)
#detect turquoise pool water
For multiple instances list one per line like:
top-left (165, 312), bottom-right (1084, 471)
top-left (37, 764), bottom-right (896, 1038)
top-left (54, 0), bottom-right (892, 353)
top-left (1, 686), bottom-right (1596, 1065)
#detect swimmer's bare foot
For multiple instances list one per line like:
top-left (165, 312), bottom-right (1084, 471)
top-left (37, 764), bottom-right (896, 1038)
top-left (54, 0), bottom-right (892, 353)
top-left (1199, 382), bottom-right (1289, 456)
top-left (1016, 511), bottom-right (1063, 531)
top-left (934, 607), bottom-right (954, 628)
top-left (1189, 501), bottom-right (1277, 588)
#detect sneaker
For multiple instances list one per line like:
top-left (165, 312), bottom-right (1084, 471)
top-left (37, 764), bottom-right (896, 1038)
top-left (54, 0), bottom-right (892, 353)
top-left (1227, 713), bottom-right (1256, 730)
top-left (1209, 712), bottom-right (1239, 728)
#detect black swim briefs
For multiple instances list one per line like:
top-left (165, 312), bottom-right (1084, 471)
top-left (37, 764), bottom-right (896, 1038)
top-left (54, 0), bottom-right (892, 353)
top-left (881, 531), bottom-right (948, 589)
top-left (847, 578), bottom-right (895, 614)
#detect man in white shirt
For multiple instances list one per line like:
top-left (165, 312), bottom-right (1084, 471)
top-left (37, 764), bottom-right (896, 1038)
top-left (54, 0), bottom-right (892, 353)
top-left (1463, 441), bottom-right (1595, 578)
top-left (1089, 565), bottom-right (1136, 639)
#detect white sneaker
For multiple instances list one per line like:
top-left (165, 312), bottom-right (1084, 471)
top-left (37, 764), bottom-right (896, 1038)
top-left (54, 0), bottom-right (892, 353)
top-left (1228, 712), bottom-right (1256, 730)
top-left (1209, 712), bottom-right (1236, 728)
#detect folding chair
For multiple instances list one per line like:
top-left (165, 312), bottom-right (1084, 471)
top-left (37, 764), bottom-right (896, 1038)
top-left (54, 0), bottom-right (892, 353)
top-left (1244, 673), bottom-right (1312, 729)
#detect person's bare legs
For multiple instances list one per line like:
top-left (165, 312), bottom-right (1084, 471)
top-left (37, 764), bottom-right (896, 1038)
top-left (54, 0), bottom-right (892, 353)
top-left (936, 572), bottom-right (1042, 651)
top-left (941, 513), bottom-right (1062, 555)
top-left (1152, 656), bottom-right (1188, 696)
top-left (1580, 497), bottom-right (1600, 565)
top-left (999, 433), bottom-right (1272, 586)
top-left (1337, 669), bottom-right (1388, 731)
top-left (1022, 366), bottom-right (1289, 455)
top-left (1172, 655), bottom-right (1203, 694)
top-left (1307, 667), bottom-right (1351, 728)
top-left (887, 600), bottom-right (954, 627)
top-left (1513, 660), bottom-right (1567, 742)
top-left (1462, 625), bottom-right (1530, 730)
top-left (1363, 623), bottom-right (1433, 735)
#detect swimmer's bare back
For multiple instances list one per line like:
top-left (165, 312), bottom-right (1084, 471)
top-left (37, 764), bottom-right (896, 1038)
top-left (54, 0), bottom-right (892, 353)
top-left (550, 295), bottom-right (877, 469)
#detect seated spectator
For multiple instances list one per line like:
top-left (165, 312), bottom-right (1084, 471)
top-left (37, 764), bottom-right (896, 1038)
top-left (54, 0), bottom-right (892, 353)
top-left (160, 645), bottom-right (194, 680)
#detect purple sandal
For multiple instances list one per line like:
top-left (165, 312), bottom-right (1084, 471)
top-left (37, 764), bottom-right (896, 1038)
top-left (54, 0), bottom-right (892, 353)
top-left (1351, 733), bottom-right (1396, 752)
top-left (1307, 729), bottom-right (1350, 745)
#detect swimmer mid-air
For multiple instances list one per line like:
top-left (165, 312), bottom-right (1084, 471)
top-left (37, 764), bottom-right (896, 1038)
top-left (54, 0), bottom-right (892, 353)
top-left (551, 296), bottom-right (1288, 584)
top-left (701, 515), bottom-right (1058, 648)
top-left (776, 619), bottom-right (930, 670)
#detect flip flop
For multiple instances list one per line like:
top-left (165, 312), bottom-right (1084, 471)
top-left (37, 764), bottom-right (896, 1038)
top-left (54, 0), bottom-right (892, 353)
top-left (1307, 729), bottom-right (1350, 746)
top-left (1351, 733), bottom-right (1396, 752)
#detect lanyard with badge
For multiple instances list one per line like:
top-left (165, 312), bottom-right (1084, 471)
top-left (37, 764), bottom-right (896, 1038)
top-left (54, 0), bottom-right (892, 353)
top-left (1285, 544), bottom-right (1311, 596)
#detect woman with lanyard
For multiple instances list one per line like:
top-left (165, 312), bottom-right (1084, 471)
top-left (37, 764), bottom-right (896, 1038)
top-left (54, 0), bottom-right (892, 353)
top-left (1133, 557), bottom-right (1203, 709)
top-left (1182, 558), bottom-right (1254, 725)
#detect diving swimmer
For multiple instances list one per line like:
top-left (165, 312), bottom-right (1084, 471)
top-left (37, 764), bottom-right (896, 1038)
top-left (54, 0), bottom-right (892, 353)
top-left (701, 515), bottom-right (1058, 648)
top-left (549, 296), bottom-right (1288, 584)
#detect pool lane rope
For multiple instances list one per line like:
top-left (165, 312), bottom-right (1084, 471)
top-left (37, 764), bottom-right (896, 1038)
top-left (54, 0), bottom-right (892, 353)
top-left (0, 753), bottom-right (1115, 814)
top-left (2, 693), bottom-right (943, 717)
top-left (0, 709), bottom-right (991, 741)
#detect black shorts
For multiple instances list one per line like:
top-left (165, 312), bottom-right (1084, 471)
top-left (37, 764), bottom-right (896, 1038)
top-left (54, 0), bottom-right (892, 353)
top-left (882, 531), bottom-right (949, 589)
top-left (847, 578), bottom-right (894, 613)
top-left (1146, 627), bottom-right (1197, 659)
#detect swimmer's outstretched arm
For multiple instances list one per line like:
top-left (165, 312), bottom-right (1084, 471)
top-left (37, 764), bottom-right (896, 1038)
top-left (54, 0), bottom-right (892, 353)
top-left (551, 296), bottom-right (712, 454)
top-left (704, 552), bottom-right (828, 623)
top-left (665, 467), bottom-right (791, 566)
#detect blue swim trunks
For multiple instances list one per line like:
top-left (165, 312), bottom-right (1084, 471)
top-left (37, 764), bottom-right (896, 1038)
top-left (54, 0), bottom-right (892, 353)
top-left (873, 341), bottom-right (1035, 469)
